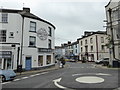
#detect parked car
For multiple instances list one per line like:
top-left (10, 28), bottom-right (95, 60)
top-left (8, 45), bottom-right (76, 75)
top-left (102, 58), bottom-right (109, 66)
top-left (95, 58), bottom-right (109, 65)
top-left (69, 59), bottom-right (76, 62)
top-left (0, 69), bottom-right (16, 82)
top-left (95, 59), bottom-right (103, 64)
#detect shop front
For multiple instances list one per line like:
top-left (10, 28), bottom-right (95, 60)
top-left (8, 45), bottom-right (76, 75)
top-left (0, 51), bottom-right (12, 69)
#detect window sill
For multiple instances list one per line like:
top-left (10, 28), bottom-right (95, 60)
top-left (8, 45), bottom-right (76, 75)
top-left (29, 31), bottom-right (36, 33)
top-left (0, 22), bottom-right (8, 23)
top-left (9, 37), bottom-right (14, 38)
top-left (28, 46), bottom-right (36, 48)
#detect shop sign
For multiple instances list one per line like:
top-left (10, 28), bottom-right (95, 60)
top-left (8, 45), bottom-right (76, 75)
top-left (38, 48), bottom-right (53, 52)
top-left (0, 51), bottom-right (12, 58)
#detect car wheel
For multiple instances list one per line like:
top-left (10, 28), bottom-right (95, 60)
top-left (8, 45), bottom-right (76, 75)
top-left (2, 75), bottom-right (6, 82)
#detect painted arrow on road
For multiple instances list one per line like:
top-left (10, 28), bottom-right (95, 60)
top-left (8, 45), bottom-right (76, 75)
top-left (53, 78), bottom-right (74, 90)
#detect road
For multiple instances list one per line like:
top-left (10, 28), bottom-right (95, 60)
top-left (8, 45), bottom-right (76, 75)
top-left (2, 62), bottom-right (119, 89)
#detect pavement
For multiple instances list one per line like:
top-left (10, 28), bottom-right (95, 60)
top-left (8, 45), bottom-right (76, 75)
top-left (15, 61), bottom-right (119, 79)
top-left (77, 61), bottom-right (120, 70)
top-left (94, 64), bottom-right (120, 70)
top-left (15, 63), bottom-right (68, 78)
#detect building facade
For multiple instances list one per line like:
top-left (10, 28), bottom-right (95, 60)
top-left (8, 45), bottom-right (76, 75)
top-left (55, 46), bottom-right (65, 58)
top-left (105, 0), bottom-right (120, 65)
top-left (78, 31), bottom-right (109, 62)
top-left (0, 8), bottom-right (55, 70)
top-left (55, 41), bottom-right (80, 60)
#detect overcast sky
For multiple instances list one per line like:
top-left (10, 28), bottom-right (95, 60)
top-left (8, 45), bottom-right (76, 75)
top-left (0, 0), bottom-right (110, 46)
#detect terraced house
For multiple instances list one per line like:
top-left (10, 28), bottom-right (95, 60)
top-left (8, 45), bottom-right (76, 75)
top-left (0, 7), bottom-right (55, 71)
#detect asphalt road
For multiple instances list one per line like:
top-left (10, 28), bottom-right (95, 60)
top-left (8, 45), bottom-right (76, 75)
top-left (2, 62), bottom-right (120, 90)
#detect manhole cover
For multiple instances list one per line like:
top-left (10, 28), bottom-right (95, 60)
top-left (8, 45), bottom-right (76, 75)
top-left (76, 76), bottom-right (104, 83)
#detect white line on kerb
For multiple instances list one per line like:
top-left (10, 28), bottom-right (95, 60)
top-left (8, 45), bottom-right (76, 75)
top-left (1, 81), bottom-right (11, 85)
top-left (21, 77), bottom-right (29, 79)
top-left (13, 79), bottom-right (20, 81)
top-left (2, 71), bottom-right (49, 85)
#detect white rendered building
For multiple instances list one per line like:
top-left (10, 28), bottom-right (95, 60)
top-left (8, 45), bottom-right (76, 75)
top-left (105, 0), bottom-right (120, 65)
top-left (0, 8), bottom-right (55, 70)
top-left (78, 31), bottom-right (109, 62)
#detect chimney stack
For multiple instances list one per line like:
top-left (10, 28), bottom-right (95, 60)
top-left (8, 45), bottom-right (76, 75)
top-left (23, 7), bottom-right (30, 13)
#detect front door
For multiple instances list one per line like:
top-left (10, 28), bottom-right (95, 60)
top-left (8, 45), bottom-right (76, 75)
top-left (25, 57), bottom-right (32, 70)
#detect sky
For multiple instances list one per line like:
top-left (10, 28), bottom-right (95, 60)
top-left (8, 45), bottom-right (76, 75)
top-left (0, 0), bottom-right (110, 46)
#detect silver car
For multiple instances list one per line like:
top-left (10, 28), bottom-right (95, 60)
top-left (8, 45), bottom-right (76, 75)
top-left (0, 69), bottom-right (16, 82)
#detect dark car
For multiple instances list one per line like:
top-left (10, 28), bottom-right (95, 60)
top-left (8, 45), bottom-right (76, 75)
top-left (0, 69), bottom-right (16, 82)
top-left (102, 58), bottom-right (109, 66)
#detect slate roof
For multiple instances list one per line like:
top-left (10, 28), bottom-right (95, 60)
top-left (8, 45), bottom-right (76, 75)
top-left (0, 8), bottom-right (55, 29)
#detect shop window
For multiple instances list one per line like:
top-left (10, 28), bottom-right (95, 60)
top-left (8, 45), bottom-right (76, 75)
top-left (38, 56), bottom-right (43, 66)
top-left (46, 55), bottom-right (51, 64)
top-left (0, 30), bottom-right (6, 42)
top-left (3, 58), bottom-right (12, 69)
top-left (7, 58), bottom-right (12, 69)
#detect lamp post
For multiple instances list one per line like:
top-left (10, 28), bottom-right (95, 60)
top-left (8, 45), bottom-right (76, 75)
top-left (108, 8), bottom-right (115, 65)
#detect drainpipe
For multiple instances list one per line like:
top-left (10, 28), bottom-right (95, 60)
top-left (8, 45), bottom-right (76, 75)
top-left (96, 35), bottom-right (99, 60)
top-left (20, 16), bottom-right (24, 66)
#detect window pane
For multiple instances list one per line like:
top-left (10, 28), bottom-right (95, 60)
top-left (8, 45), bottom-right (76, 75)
top-left (2, 13), bottom-right (8, 23)
top-left (46, 55), bottom-right (51, 64)
top-left (38, 56), bottom-right (43, 66)
top-left (0, 30), bottom-right (6, 42)
top-left (48, 27), bottom-right (52, 36)
top-left (29, 36), bottom-right (36, 46)
top-left (30, 21), bottom-right (36, 32)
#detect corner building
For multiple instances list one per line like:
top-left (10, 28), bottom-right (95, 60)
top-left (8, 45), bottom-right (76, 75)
top-left (0, 8), bottom-right (55, 70)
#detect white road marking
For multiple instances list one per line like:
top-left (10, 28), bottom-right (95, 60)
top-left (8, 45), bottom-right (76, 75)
top-left (21, 77), bottom-right (29, 79)
top-left (29, 72), bottom-right (48, 77)
top-left (72, 73), bottom-right (111, 76)
top-left (53, 78), bottom-right (74, 90)
top-left (53, 78), bottom-right (66, 89)
top-left (41, 72), bottom-right (48, 74)
top-left (96, 73), bottom-right (111, 76)
top-left (2, 72), bottom-right (49, 85)
top-left (1, 81), bottom-right (11, 85)
top-left (29, 75), bottom-right (37, 77)
top-left (13, 79), bottom-right (20, 81)
top-left (35, 74), bottom-right (40, 76)
top-left (76, 76), bottom-right (104, 83)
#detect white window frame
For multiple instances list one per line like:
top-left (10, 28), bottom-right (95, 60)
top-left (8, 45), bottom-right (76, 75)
top-left (2, 13), bottom-right (8, 23)
top-left (30, 21), bottom-right (36, 32)
top-left (0, 30), bottom-right (6, 42)
top-left (29, 36), bottom-right (36, 47)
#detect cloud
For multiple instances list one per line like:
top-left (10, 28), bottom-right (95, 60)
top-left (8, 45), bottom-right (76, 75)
top-left (0, 0), bottom-right (109, 46)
